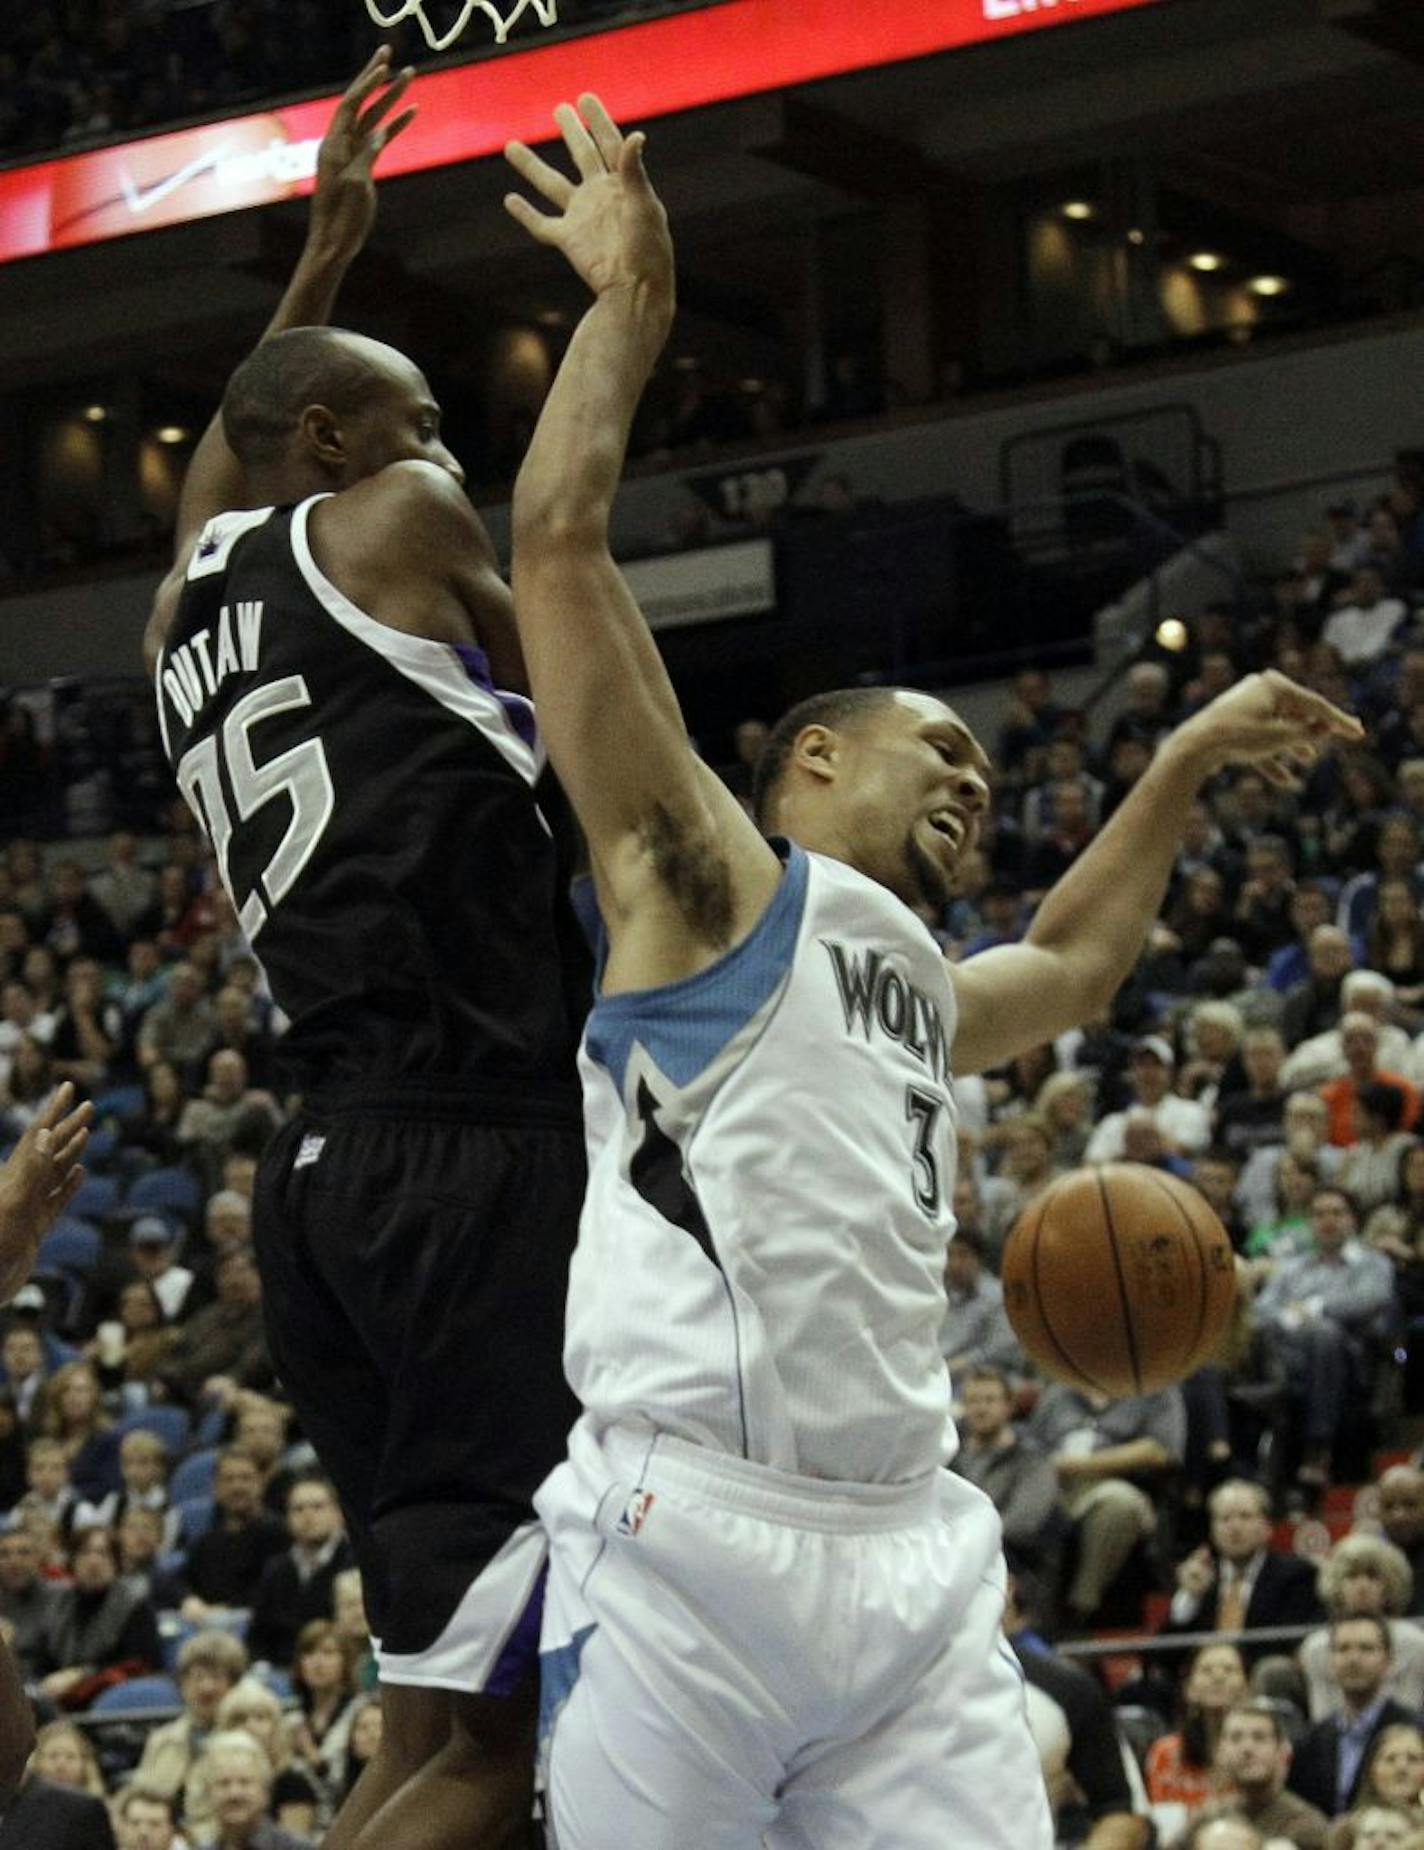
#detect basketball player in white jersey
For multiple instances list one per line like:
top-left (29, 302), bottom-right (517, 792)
top-left (503, 99), bottom-right (1361, 1848)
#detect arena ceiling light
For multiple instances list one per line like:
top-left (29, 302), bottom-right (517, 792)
top-left (0, 0), bottom-right (1174, 267)
top-left (155, 425), bottom-right (189, 444)
top-left (1187, 251), bottom-right (1227, 273)
top-left (82, 404), bottom-right (108, 423)
top-left (1061, 200), bottom-right (1098, 221)
top-left (1247, 274), bottom-right (1291, 297)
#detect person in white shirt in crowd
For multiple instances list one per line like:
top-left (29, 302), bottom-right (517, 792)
top-left (1252, 1185), bottom-right (1395, 1489)
top-left (1282, 973), bottom-right (1413, 1092)
top-left (127, 1215), bottom-right (197, 1322)
top-left (1323, 563), bottom-right (1410, 668)
top-left (1084, 1036), bottom-right (1212, 1163)
top-left (1237, 1091), bottom-right (1344, 1231)
top-left (1297, 1534), bottom-right (1424, 1721)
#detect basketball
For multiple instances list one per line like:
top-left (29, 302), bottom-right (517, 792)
top-left (1000, 1164), bottom-right (1237, 1399)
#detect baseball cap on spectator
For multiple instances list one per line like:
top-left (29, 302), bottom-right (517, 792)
top-left (9, 1283), bottom-right (45, 1313)
top-left (129, 1215), bottom-right (177, 1248)
top-left (1132, 1035), bottom-right (1175, 1066)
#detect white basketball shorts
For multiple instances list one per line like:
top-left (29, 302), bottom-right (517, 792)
top-left (536, 1419), bottom-right (1053, 1850)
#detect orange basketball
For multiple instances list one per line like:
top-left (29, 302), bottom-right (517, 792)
top-left (1000, 1163), bottom-right (1237, 1399)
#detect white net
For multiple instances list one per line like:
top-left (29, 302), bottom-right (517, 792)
top-left (364, 0), bottom-right (558, 50)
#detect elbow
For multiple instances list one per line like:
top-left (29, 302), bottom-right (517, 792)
top-left (510, 501), bottom-right (612, 563)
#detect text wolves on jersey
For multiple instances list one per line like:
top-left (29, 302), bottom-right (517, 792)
top-left (822, 939), bottom-right (952, 1087)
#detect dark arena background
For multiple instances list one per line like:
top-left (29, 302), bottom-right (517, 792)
top-left (6, 0), bottom-right (1424, 1844)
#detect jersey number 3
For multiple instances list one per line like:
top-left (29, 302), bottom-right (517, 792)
top-left (904, 1085), bottom-right (945, 1217)
top-left (174, 676), bottom-right (334, 942)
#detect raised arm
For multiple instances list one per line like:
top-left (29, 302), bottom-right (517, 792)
top-left (506, 98), bottom-right (780, 986)
top-left (144, 48), bottom-right (414, 674)
top-left (0, 1082), bottom-right (92, 1305)
top-left (951, 672), bottom-right (1362, 1075)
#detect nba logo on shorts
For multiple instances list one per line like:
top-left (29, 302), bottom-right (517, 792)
top-left (616, 1489), bottom-right (655, 1537)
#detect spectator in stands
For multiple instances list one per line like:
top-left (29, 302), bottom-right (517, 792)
top-left (1369, 882), bottom-right (1424, 1004)
top-left (178, 1448), bottom-right (289, 1621)
top-left (1267, 884), bottom-right (1339, 993)
top-left (333, 1694), bottom-right (384, 1813)
top-left (127, 1062), bottom-right (191, 1168)
top-left (987, 1115), bottom-right (1060, 1253)
top-left (214, 1679), bottom-right (323, 1841)
top-left (1322, 1020), bottom-right (1421, 1147)
top-left (158, 1249), bottom-right (269, 1409)
top-left (1144, 1641), bottom-right (1247, 1806)
top-left (18, 1437), bottom-right (76, 1538)
top-left (997, 668), bottom-right (1064, 779)
top-left (1359, 1721), bottom-right (1424, 1814)
top-left (193, 1193), bottom-right (254, 1300)
top-left (176, 1052), bottom-right (278, 1194)
top-left (1299, 1535), bottom-right (1424, 1719)
top-left (1, 1318), bottom-right (50, 1423)
top-left (1234, 836), bottom-right (1298, 964)
top-left (1166, 1477), bottom-right (1322, 1647)
top-left (287, 1618), bottom-right (360, 1805)
top-left (1212, 1700), bottom-right (1330, 1849)
top-left (99, 1277), bottom-right (180, 1398)
top-left (1334, 1804), bottom-right (1420, 1849)
top-left (1027, 1378), bottom-right (1184, 1626)
top-left (2, 1035), bottom-right (59, 1139)
top-left (35, 1523), bottom-right (160, 1703)
top-left (1084, 1037), bottom-right (1211, 1162)
top-left (1374, 1465), bottom-right (1424, 1615)
top-left (89, 833), bottom-right (156, 942)
top-left (0, 1521), bottom-right (59, 1678)
top-left (1341, 817), bottom-right (1424, 940)
top-left (1254, 1184), bottom-right (1394, 1488)
top-left (1109, 661), bottom-right (1175, 751)
top-left (1288, 1616), bottom-right (1419, 1817)
top-left (246, 1475), bottom-right (352, 1670)
top-left (1218, 1028), bottom-right (1290, 1163)
top-left (116, 1504), bottom-right (169, 1596)
top-left (47, 960), bottom-right (118, 1091)
top-left (1191, 1148), bottom-right (1248, 1248)
top-left (137, 964), bottom-right (218, 1088)
top-left (38, 1360), bottom-right (112, 1500)
top-left (1283, 928), bottom-right (1359, 1050)
top-left (114, 1787), bottom-right (181, 1850)
top-left (192, 1729), bottom-right (311, 1850)
top-left (1324, 565), bottom-right (1410, 669)
top-left (1162, 867), bottom-right (1233, 970)
top-left (134, 1629), bottom-right (249, 1829)
top-left (42, 861), bottom-right (121, 968)
top-left (126, 1217), bottom-right (196, 1324)
top-left (951, 1367), bottom-right (1059, 1572)
top-left (0, 1731), bottom-right (117, 1849)
top-left (1285, 973), bottom-right (1413, 1091)
top-left (940, 1230), bottom-right (1022, 1382)
top-left (1342, 1086), bottom-right (1418, 1211)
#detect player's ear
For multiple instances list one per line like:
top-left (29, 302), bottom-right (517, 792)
top-left (793, 724), bottom-right (839, 786)
top-left (299, 404), bottom-right (348, 474)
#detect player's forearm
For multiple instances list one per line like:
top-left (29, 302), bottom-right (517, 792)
top-left (1025, 729), bottom-right (1212, 1010)
top-left (513, 281), bottom-right (674, 545)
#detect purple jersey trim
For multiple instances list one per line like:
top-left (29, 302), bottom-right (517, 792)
top-left (483, 1562), bottom-right (547, 1699)
top-left (452, 641), bottom-right (538, 754)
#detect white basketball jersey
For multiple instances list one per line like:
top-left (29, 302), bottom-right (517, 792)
top-left (566, 843), bottom-right (961, 1485)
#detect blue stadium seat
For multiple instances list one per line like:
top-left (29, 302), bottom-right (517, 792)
top-left (161, 1607), bottom-right (250, 1669)
top-left (176, 1495), bottom-right (215, 1543)
top-left (258, 1666), bottom-right (293, 1702)
top-left (37, 1217), bottom-right (101, 1277)
top-left (114, 1405), bottom-right (191, 1456)
top-left (90, 1674), bottom-right (182, 1714)
top-left (169, 1448), bottom-right (220, 1504)
top-left (68, 1174), bottom-right (120, 1221)
top-left (90, 1084), bottom-right (147, 1124)
top-left (81, 1126), bottom-right (119, 1169)
top-left (126, 1166), bottom-right (202, 1225)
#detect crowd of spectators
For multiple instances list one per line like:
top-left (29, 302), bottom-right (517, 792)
top-left (5, 477), bottom-right (1424, 1843)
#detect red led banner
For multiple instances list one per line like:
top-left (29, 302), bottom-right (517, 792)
top-left (0, 0), bottom-right (1167, 267)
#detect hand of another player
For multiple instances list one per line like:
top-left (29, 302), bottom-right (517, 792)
top-left (505, 95), bottom-right (675, 305)
top-left (0, 1083), bottom-right (92, 1305)
top-left (1176, 1544), bottom-right (1216, 1599)
top-left (1175, 669), bottom-right (1364, 788)
top-left (308, 48), bottom-right (416, 263)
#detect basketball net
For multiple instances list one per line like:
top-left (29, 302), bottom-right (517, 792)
top-left (364, 0), bottom-right (557, 50)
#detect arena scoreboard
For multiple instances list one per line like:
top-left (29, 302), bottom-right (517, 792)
top-left (0, 0), bottom-right (1169, 267)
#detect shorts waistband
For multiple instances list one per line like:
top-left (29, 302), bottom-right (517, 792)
top-left (298, 1083), bottom-right (581, 1127)
top-left (597, 1424), bottom-right (940, 1534)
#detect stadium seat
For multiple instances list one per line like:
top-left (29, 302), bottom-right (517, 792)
top-left (90, 1084), bottom-right (147, 1124)
top-left (37, 1217), bottom-right (101, 1277)
top-left (68, 1174), bottom-right (121, 1221)
top-left (176, 1494), bottom-right (215, 1543)
top-left (169, 1448), bottom-right (220, 1504)
top-left (114, 1405), bottom-right (191, 1455)
top-left (161, 1607), bottom-right (250, 1669)
top-left (90, 1674), bottom-right (182, 1714)
top-left (258, 1666), bottom-right (293, 1702)
top-left (126, 1166), bottom-right (202, 1225)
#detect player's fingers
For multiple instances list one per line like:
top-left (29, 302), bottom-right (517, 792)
top-left (556, 101), bottom-right (605, 179)
top-left (50, 1167), bottom-right (85, 1213)
top-left (505, 140), bottom-right (574, 208)
top-left (373, 106), bottom-right (417, 153)
top-left (503, 193), bottom-right (560, 243)
top-left (357, 67), bottom-right (414, 136)
top-left (48, 1122), bottom-right (91, 1173)
top-left (621, 131), bottom-right (654, 192)
top-left (578, 93), bottom-right (624, 170)
top-left (341, 45), bottom-right (395, 118)
top-left (33, 1081), bottom-right (76, 1133)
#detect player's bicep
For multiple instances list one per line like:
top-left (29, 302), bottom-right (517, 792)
top-left (949, 943), bottom-right (1087, 1076)
top-left (513, 541), bottom-right (777, 933)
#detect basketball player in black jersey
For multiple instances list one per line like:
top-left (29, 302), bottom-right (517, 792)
top-left (143, 53), bottom-right (583, 1850)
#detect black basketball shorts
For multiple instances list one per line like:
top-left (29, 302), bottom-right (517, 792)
top-left (251, 1097), bottom-right (584, 1693)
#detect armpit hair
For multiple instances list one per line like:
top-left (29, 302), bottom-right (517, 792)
top-left (638, 802), bottom-right (736, 949)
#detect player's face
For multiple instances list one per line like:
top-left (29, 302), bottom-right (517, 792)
top-left (835, 695), bottom-right (991, 913)
top-left (340, 351), bottom-right (465, 487)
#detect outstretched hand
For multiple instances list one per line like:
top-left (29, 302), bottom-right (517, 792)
top-left (504, 94), bottom-right (674, 302)
top-left (1177, 669), bottom-right (1364, 788)
top-left (308, 46), bottom-right (416, 261)
top-left (0, 1082), bottom-right (92, 1305)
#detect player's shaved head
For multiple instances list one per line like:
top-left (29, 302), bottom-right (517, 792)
top-left (753, 687), bottom-right (901, 829)
top-left (222, 327), bottom-right (410, 469)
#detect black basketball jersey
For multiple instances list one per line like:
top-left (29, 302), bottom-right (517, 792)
top-left (155, 495), bottom-right (579, 1112)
